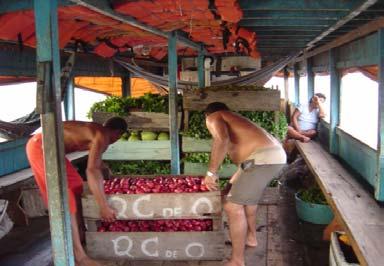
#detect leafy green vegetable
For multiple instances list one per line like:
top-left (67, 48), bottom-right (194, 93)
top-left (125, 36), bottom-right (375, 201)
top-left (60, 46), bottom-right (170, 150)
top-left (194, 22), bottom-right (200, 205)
top-left (183, 153), bottom-right (232, 164)
top-left (87, 93), bottom-right (182, 118)
top-left (183, 111), bottom-right (287, 141)
top-left (297, 186), bottom-right (328, 205)
top-left (106, 161), bottom-right (170, 175)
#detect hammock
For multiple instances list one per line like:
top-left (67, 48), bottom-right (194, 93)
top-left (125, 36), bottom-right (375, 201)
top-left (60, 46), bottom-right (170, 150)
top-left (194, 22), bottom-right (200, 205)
top-left (114, 53), bottom-right (297, 88)
top-left (0, 110), bottom-right (40, 140)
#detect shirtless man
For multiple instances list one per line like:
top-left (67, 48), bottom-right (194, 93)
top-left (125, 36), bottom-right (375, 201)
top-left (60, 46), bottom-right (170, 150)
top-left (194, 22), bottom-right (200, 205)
top-left (287, 93), bottom-right (326, 142)
top-left (26, 117), bottom-right (127, 266)
top-left (203, 102), bottom-right (286, 266)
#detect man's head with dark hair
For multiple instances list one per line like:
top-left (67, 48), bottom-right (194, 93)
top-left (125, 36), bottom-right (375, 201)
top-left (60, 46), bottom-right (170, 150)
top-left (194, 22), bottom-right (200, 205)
top-left (204, 102), bottom-right (230, 116)
top-left (314, 93), bottom-right (326, 101)
top-left (103, 117), bottom-right (127, 132)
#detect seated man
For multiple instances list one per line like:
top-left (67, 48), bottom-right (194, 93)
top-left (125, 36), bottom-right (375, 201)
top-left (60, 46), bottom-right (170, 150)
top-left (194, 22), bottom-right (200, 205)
top-left (26, 117), bottom-right (127, 266)
top-left (287, 93), bottom-right (326, 142)
top-left (203, 102), bottom-right (286, 266)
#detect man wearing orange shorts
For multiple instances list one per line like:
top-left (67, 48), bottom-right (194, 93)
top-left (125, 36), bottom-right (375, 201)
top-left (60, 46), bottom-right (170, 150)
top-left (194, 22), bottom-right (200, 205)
top-left (26, 117), bottom-right (127, 266)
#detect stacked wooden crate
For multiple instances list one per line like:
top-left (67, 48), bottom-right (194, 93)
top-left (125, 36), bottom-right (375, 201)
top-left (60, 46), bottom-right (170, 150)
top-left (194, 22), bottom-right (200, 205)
top-left (82, 175), bottom-right (225, 260)
top-left (182, 89), bottom-right (281, 178)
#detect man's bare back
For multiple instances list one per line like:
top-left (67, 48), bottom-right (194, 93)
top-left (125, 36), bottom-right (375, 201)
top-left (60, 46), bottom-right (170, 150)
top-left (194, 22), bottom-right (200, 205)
top-left (206, 110), bottom-right (280, 164)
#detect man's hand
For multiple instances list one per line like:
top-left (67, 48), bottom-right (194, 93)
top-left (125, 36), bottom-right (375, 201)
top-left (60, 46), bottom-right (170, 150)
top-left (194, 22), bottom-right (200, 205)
top-left (204, 174), bottom-right (219, 191)
top-left (100, 205), bottom-right (116, 222)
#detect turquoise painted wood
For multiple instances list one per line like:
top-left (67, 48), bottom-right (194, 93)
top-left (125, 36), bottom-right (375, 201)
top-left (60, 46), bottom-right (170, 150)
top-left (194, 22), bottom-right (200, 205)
top-left (239, 1), bottom-right (364, 10)
top-left (240, 19), bottom-right (338, 27)
top-left (0, 0), bottom-right (73, 14)
top-left (329, 48), bottom-right (340, 155)
top-left (64, 77), bottom-right (75, 120)
top-left (198, 46), bottom-right (205, 88)
top-left (102, 140), bottom-right (171, 160)
top-left (34, 0), bottom-right (74, 265)
top-left (307, 58), bottom-right (314, 100)
top-left (168, 31), bottom-right (180, 174)
top-left (0, 138), bottom-right (29, 176)
top-left (337, 128), bottom-right (377, 187)
top-left (182, 137), bottom-right (212, 152)
top-left (183, 162), bottom-right (237, 178)
top-left (376, 28), bottom-right (384, 201)
top-left (294, 63), bottom-right (300, 105)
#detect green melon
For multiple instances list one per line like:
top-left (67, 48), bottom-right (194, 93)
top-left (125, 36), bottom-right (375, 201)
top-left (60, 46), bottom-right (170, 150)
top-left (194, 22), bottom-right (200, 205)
top-left (157, 132), bottom-right (169, 140)
top-left (141, 131), bottom-right (157, 141)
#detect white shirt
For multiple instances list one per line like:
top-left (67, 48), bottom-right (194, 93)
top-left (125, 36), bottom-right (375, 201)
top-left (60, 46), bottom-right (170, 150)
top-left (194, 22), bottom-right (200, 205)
top-left (296, 103), bottom-right (319, 131)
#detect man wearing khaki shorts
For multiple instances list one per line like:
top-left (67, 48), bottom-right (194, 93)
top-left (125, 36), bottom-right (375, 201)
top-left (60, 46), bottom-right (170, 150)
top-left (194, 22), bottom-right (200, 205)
top-left (203, 102), bottom-right (286, 266)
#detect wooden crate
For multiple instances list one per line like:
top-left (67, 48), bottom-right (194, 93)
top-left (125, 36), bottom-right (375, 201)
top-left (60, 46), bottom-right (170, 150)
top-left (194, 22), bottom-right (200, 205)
top-left (0, 138), bottom-right (29, 176)
top-left (82, 175), bottom-right (224, 260)
top-left (183, 162), bottom-right (237, 178)
top-left (183, 89), bottom-right (280, 111)
top-left (102, 140), bottom-right (170, 160)
top-left (92, 111), bottom-right (181, 131)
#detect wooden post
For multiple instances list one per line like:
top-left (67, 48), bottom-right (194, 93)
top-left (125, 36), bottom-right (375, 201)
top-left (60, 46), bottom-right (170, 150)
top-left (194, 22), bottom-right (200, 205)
top-left (307, 57), bottom-right (314, 100)
top-left (121, 72), bottom-right (131, 97)
top-left (376, 28), bottom-right (384, 201)
top-left (294, 63), bottom-right (300, 105)
top-left (197, 45), bottom-right (205, 89)
top-left (283, 67), bottom-right (290, 120)
top-left (168, 31), bottom-right (180, 174)
top-left (329, 48), bottom-right (340, 155)
top-left (34, 0), bottom-right (74, 265)
top-left (64, 77), bottom-right (75, 120)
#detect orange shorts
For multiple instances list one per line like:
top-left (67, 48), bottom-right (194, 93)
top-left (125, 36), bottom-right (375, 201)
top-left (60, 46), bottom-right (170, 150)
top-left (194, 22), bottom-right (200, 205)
top-left (26, 133), bottom-right (83, 214)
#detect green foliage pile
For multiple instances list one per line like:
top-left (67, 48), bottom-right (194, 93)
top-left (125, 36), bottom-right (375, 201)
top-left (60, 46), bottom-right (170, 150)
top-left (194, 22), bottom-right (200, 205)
top-left (297, 186), bottom-right (328, 205)
top-left (106, 161), bottom-right (170, 175)
top-left (184, 111), bottom-right (287, 141)
top-left (183, 153), bottom-right (232, 164)
top-left (87, 93), bottom-right (182, 118)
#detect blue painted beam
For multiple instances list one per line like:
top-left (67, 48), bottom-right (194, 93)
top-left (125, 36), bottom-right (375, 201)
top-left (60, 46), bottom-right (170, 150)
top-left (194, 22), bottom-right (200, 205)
top-left (240, 19), bottom-right (336, 27)
top-left (329, 48), bottom-right (340, 155)
top-left (242, 10), bottom-right (349, 19)
top-left (197, 46), bottom-right (205, 89)
top-left (168, 31), bottom-right (180, 175)
top-left (376, 28), bottom-right (384, 201)
top-left (307, 58), bottom-right (314, 100)
top-left (0, 0), bottom-right (73, 14)
top-left (34, 0), bottom-right (74, 265)
top-left (64, 77), bottom-right (75, 120)
top-left (293, 63), bottom-right (300, 105)
top-left (239, 0), bottom-right (367, 10)
top-left (121, 72), bottom-right (131, 97)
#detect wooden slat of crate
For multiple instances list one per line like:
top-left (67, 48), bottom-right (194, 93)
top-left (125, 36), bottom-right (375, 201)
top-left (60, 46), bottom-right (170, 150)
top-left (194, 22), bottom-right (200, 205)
top-left (182, 137), bottom-right (212, 152)
top-left (92, 112), bottom-right (181, 131)
top-left (82, 191), bottom-right (221, 220)
top-left (183, 162), bottom-right (237, 178)
top-left (183, 90), bottom-right (280, 111)
top-left (102, 140), bottom-right (170, 160)
top-left (86, 231), bottom-right (225, 260)
top-left (84, 216), bottom-right (223, 233)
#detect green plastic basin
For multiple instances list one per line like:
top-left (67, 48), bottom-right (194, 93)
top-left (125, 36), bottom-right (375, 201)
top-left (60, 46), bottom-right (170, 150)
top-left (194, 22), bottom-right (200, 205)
top-left (295, 192), bottom-right (334, 225)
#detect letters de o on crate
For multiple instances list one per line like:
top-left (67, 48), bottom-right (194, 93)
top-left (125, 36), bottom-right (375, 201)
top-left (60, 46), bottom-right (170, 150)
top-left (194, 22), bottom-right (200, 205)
top-left (82, 175), bottom-right (225, 261)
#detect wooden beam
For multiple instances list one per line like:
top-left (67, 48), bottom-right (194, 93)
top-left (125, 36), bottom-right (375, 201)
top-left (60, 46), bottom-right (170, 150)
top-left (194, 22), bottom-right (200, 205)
top-left (121, 72), bottom-right (131, 97)
top-left (239, 0), bottom-right (366, 10)
top-left (329, 49), bottom-right (340, 155)
top-left (307, 58), bottom-right (314, 100)
top-left (242, 10), bottom-right (349, 19)
top-left (240, 19), bottom-right (337, 27)
top-left (69, 0), bottom-right (204, 51)
top-left (168, 31), bottom-right (180, 175)
top-left (63, 77), bottom-right (75, 120)
top-left (294, 63), bottom-right (300, 105)
top-left (376, 28), bottom-right (384, 201)
top-left (305, 0), bottom-right (378, 49)
top-left (297, 17), bottom-right (384, 62)
top-left (34, 0), bottom-right (74, 265)
top-left (0, 0), bottom-right (73, 14)
top-left (197, 46), bottom-right (205, 89)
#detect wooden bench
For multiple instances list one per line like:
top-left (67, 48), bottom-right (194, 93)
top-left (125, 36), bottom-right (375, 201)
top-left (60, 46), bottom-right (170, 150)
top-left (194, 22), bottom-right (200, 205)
top-left (0, 151), bottom-right (88, 192)
top-left (295, 141), bottom-right (384, 266)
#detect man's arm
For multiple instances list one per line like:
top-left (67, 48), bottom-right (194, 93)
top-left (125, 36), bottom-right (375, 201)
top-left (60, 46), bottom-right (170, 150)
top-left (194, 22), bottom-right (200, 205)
top-left (86, 136), bottom-right (116, 222)
top-left (204, 113), bottom-right (230, 191)
top-left (291, 109), bottom-right (302, 132)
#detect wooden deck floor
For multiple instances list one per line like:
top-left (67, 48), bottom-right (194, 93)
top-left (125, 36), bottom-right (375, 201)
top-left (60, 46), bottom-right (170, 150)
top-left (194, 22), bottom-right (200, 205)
top-left (0, 185), bottom-right (328, 266)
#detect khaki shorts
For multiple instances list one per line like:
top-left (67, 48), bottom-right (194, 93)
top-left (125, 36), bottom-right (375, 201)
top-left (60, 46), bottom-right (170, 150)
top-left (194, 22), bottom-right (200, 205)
top-left (226, 145), bottom-right (286, 205)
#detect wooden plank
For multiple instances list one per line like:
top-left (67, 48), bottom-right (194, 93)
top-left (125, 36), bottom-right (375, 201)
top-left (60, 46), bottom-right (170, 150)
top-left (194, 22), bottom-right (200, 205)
top-left (86, 231), bottom-right (225, 260)
top-left (296, 141), bottom-right (384, 266)
top-left (102, 140), bottom-right (170, 160)
top-left (183, 90), bottom-right (280, 111)
top-left (183, 162), bottom-right (237, 178)
top-left (82, 191), bottom-right (221, 220)
top-left (259, 187), bottom-right (280, 206)
top-left (92, 112), bottom-right (181, 131)
top-left (182, 137), bottom-right (211, 152)
top-left (266, 205), bottom-right (284, 265)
